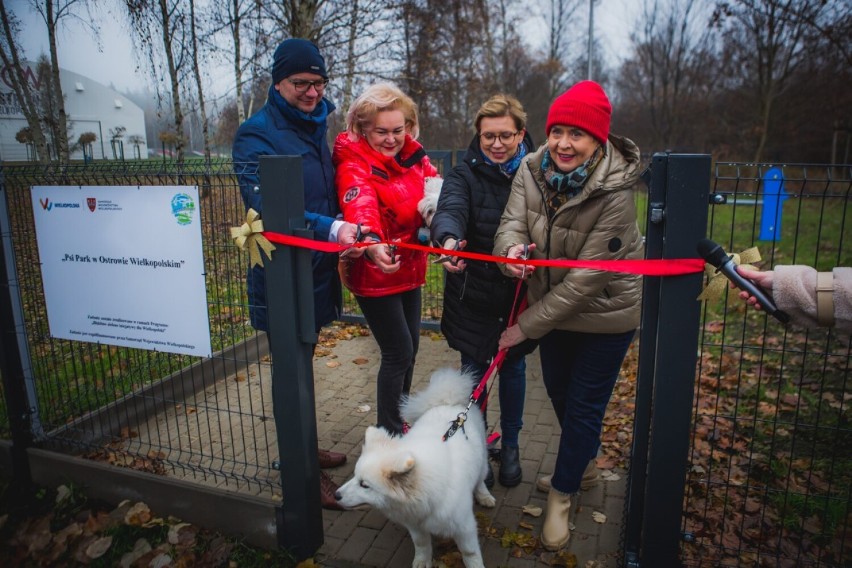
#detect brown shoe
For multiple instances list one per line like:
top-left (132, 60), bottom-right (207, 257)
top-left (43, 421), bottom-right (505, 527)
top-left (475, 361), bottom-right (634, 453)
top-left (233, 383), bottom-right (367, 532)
top-left (318, 448), bottom-right (347, 469)
top-left (320, 471), bottom-right (344, 511)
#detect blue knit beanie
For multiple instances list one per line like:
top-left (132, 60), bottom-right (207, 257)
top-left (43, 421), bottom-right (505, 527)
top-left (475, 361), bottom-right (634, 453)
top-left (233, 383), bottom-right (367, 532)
top-left (271, 39), bottom-right (327, 84)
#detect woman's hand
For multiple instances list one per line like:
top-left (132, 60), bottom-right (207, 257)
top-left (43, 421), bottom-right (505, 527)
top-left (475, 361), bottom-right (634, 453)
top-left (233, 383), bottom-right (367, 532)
top-left (734, 266), bottom-right (775, 310)
top-left (499, 324), bottom-right (527, 350)
top-left (439, 238), bottom-right (467, 273)
top-left (338, 223), bottom-right (370, 259)
top-left (366, 242), bottom-right (402, 274)
top-left (504, 243), bottom-right (536, 279)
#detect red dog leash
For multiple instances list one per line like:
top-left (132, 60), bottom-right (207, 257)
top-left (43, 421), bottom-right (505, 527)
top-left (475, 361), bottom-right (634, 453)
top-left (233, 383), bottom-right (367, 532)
top-left (443, 280), bottom-right (527, 441)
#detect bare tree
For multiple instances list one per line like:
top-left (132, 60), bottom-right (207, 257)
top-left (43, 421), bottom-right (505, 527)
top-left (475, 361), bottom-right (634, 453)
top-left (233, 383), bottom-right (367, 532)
top-left (124, 0), bottom-right (188, 162)
top-left (712, 0), bottom-right (830, 163)
top-left (618, 0), bottom-right (716, 150)
top-left (29, 0), bottom-right (98, 162)
top-left (546, 0), bottom-right (583, 98)
top-left (0, 0), bottom-right (50, 162)
top-left (188, 0), bottom-right (210, 160)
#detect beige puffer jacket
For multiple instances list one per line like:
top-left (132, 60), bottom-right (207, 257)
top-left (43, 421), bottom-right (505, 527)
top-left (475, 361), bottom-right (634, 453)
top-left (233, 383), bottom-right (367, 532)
top-left (493, 135), bottom-right (644, 340)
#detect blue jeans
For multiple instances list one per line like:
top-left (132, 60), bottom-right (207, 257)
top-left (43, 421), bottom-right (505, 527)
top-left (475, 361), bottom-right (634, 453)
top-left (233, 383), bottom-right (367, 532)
top-left (461, 353), bottom-right (526, 447)
top-left (356, 289), bottom-right (421, 436)
top-left (540, 329), bottom-right (635, 494)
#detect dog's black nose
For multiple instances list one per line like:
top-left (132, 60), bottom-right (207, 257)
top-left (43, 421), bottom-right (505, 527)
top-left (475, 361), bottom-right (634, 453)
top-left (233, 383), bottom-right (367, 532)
top-left (334, 491), bottom-right (342, 500)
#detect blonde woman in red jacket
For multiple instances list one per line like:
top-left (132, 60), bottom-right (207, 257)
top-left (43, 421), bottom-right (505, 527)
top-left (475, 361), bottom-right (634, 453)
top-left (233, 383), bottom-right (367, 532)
top-left (333, 83), bottom-right (439, 436)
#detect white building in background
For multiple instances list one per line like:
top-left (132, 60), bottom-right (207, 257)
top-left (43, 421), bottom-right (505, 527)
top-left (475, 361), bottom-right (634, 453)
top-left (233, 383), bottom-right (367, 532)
top-left (0, 61), bottom-right (148, 161)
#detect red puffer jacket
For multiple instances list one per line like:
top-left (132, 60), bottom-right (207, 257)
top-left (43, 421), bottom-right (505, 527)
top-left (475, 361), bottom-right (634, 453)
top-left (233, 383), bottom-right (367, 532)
top-left (333, 132), bottom-right (438, 297)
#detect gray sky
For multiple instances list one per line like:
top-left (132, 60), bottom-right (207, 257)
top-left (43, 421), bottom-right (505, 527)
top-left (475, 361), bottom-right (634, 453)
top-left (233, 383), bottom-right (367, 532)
top-left (19, 0), bottom-right (635, 96)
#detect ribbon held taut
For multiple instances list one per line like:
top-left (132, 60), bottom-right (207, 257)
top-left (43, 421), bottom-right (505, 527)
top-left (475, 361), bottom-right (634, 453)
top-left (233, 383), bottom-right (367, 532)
top-left (230, 209), bottom-right (276, 268)
top-left (260, 231), bottom-right (706, 277)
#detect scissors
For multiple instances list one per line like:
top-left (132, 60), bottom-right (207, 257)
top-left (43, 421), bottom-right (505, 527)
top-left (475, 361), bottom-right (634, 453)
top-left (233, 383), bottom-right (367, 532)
top-left (519, 244), bottom-right (529, 279)
top-left (432, 239), bottom-right (462, 265)
top-left (339, 223), bottom-right (368, 259)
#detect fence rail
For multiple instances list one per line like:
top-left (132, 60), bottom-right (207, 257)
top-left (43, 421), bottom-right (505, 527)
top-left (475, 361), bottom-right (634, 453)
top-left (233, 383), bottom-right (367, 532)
top-left (0, 158), bottom-right (849, 565)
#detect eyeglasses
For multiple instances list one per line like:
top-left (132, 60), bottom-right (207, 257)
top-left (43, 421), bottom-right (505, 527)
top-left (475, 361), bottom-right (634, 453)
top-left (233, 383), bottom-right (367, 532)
top-left (479, 131), bottom-right (519, 145)
top-left (286, 78), bottom-right (329, 93)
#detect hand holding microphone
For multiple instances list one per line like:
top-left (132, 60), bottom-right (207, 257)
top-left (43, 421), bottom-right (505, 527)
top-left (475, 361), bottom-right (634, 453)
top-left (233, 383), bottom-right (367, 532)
top-left (696, 238), bottom-right (790, 324)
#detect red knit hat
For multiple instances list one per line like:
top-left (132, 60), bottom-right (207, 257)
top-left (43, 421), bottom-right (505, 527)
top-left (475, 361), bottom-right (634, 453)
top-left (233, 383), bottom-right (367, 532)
top-left (545, 80), bottom-right (612, 145)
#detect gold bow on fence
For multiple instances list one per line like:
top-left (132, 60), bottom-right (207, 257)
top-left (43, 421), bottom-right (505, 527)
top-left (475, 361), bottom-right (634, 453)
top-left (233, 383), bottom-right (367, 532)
top-left (231, 209), bottom-right (276, 268)
top-left (697, 246), bottom-right (762, 302)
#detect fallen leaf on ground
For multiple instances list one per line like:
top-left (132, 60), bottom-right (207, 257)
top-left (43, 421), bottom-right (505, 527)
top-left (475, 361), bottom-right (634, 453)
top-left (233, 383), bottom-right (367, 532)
top-left (124, 502), bottom-right (152, 526)
top-left (353, 357), bottom-right (369, 365)
top-left (84, 536), bottom-right (113, 559)
top-left (56, 485), bottom-right (71, 503)
top-left (119, 539), bottom-right (152, 568)
top-left (592, 511), bottom-right (607, 523)
top-left (357, 404), bottom-right (371, 413)
top-left (326, 361), bottom-right (341, 368)
top-left (540, 550), bottom-right (578, 566)
top-left (522, 505), bottom-right (542, 517)
top-left (600, 470), bottom-right (620, 481)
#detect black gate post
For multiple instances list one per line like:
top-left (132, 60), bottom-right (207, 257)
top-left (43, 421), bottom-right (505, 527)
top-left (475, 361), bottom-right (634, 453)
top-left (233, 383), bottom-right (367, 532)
top-left (0, 169), bottom-right (34, 495)
top-left (260, 155), bottom-right (323, 558)
top-left (623, 153), bottom-right (710, 567)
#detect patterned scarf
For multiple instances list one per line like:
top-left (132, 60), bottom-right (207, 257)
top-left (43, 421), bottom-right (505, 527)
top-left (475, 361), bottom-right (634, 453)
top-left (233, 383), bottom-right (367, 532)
top-left (483, 142), bottom-right (528, 177)
top-left (542, 145), bottom-right (604, 216)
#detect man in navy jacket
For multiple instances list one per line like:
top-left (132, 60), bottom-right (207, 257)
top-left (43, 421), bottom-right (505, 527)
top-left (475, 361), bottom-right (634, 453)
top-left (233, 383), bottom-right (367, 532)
top-left (233, 38), bottom-right (363, 510)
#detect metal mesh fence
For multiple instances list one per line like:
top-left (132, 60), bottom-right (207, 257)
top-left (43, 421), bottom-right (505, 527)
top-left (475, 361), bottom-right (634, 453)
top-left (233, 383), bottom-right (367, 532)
top-left (681, 164), bottom-right (852, 566)
top-left (0, 160), bottom-right (279, 494)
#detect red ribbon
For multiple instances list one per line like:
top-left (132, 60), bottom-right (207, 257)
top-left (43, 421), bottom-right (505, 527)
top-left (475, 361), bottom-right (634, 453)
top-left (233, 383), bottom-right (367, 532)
top-left (262, 231), bottom-right (705, 277)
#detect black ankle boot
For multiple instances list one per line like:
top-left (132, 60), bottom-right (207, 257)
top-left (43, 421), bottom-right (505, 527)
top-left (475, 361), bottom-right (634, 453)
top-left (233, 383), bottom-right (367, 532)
top-left (499, 445), bottom-right (522, 487)
top-left (485, 461), bottom-right (495, 488)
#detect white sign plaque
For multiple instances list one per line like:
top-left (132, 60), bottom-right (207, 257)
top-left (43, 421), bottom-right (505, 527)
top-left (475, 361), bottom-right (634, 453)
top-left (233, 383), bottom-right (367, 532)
top-left (31, 185), bottom-right (212, 357)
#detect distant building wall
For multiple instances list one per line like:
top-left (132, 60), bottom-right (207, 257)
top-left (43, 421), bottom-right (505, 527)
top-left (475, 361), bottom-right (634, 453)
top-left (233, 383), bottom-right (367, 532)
top-left (0, 62), bottom-right (148, 161)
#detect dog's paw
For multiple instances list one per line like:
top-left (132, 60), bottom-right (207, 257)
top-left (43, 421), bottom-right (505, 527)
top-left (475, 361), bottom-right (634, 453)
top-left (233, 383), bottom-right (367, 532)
top-left (475, 490), bottom-right (496, 508)
top-left (412, 556), bottom-right (432, 568)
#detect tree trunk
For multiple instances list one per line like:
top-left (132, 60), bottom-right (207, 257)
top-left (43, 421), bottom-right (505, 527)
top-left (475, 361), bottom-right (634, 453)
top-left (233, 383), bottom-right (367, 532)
top-left (231, 0), bottom-right (245, 125)
top-left (158, 0), bottom-right (184, 163)
top-left (340, 0), bottom-right (359, 114)
top-left (0, 0), bottom-right (50, 162)
top-left (45, 0), bottom-right (70, 162)
top-left (189, 0), bottom-right (211, 161)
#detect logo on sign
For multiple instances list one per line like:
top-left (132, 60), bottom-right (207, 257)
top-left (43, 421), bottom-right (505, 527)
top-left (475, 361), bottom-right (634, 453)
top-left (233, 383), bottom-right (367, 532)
top-left (39, 198), bottom-right (51, 211)
top-left (87, 198), bottom-right (96, 212)
top-left (171, 193), bottom-right (196, 226)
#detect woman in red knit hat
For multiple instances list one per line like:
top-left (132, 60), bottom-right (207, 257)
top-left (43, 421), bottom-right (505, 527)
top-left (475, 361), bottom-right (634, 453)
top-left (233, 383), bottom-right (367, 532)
top-left (493, 80), bottom-right (643, 550)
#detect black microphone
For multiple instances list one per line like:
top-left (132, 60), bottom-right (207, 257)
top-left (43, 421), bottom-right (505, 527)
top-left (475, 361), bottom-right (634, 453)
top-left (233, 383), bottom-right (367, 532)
top-left (696, 238), bottom-right (790, 324)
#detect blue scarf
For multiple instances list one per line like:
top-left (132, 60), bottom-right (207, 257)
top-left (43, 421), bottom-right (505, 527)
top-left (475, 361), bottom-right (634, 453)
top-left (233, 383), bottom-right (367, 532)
top-left (482, 142), bottom-right (528, 177)
top-left (269, 86), bottom-right (333, 147)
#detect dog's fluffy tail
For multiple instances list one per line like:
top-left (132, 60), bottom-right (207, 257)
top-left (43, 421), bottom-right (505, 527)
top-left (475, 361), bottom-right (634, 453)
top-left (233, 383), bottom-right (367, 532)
top-left (401, 368), bottom-right (476, 423)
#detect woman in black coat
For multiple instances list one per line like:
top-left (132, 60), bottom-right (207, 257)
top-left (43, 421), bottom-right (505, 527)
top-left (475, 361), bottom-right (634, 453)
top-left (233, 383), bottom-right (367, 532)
top-left (430, 94), bottom-right (535, 488)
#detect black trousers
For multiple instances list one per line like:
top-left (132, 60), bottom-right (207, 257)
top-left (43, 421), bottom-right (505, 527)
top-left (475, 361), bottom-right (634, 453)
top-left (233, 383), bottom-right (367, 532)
top-left (356, 288), bottom-right (422, 435)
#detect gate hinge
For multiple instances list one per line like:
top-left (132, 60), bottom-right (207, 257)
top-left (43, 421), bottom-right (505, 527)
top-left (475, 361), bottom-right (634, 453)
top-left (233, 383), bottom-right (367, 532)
top-left (625, 551), bottom-right (640, 568)
top-left (649, 202), bottom-right (665, 224)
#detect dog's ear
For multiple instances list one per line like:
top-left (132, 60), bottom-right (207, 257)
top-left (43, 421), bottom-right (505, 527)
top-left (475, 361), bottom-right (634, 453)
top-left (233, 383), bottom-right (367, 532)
top-left (364, 425), bottom-right (390, 447)
top-left (389, 453), bottom-right (415, 475)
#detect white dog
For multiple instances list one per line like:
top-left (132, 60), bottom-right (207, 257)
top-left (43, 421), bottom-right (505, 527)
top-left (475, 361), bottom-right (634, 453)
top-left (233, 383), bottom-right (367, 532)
top-left (418, 176), bottom-right (443, 228)
top-left (335, 368), bottom-right (495, 568)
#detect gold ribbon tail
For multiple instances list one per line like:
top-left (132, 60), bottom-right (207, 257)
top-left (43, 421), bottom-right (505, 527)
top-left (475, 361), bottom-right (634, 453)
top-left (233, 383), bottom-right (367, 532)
top-left (230, 208), bottom-right (276, 268)
top-left (697, 246), bottom-right (762, 302)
